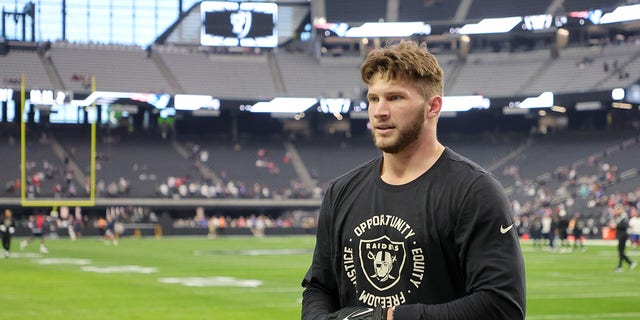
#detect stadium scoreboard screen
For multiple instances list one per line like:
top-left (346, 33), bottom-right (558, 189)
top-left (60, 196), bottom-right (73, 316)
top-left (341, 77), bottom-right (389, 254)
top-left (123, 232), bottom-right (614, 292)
top-left (200, 1), bottom-right (278, 48)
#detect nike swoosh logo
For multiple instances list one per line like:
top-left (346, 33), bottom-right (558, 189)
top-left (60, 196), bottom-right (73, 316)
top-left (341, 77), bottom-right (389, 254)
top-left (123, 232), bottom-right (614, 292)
top-left (343, 308), bottom-right (373, 320)
top-left (500, 224), bottom-right (514, 234)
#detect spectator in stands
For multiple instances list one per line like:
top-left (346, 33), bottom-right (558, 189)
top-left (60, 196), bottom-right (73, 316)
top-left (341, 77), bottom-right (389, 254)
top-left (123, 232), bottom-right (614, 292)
top-left (302, 40), bottom-right (525, 320)
top-left (106, 181), bottom-right (118, 197)
top-left (96, 179), bottom-right (106, 197)
top-left (117, 177), bottom-right (130, 195)
top-left (5, 179), bottom-right (20, 195)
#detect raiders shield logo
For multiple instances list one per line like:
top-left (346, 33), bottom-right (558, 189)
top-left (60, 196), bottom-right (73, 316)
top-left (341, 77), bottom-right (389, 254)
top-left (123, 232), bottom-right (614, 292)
top-left (359, 235), bottom-right (406, 291)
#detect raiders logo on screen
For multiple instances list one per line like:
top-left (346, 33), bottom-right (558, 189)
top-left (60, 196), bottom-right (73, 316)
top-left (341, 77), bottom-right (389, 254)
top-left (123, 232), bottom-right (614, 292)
top-left (201, 1), bottom-right (277, 48)
top-left (204, 10), bottom-right (274, 39)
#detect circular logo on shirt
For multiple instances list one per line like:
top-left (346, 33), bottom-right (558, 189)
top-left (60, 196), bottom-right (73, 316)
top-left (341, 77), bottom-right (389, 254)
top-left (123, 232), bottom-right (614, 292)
top-left (343, 214), bottom-right (425, 308)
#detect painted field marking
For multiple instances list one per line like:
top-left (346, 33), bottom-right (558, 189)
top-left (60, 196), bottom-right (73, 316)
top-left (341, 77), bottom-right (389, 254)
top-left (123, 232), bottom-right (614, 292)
top-left (159, 276), bottom-right (262, 287)
top-left (81, 265), bottom-right (158, 274)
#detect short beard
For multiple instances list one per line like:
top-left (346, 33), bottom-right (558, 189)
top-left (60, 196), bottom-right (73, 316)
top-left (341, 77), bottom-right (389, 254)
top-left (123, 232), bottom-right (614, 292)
top-left (372, 109), bottom-right (424, 154)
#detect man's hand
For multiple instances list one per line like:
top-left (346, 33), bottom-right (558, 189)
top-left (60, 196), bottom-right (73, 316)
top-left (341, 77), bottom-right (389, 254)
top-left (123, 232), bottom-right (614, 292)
top-left (327, 306), bottom-right (387, 320)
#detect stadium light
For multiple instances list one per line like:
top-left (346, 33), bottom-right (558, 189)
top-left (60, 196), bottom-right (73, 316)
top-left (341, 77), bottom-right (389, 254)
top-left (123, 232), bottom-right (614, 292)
top-left (344, 22), bottom-right (431, 37)
top-left (250, 97), bottom-right (318, 113)
top-left (318, 98), bottom-right (351, 114)
top-left (28, 89), bottom-right (67, 106)
top-left (314, 22), bottom-right (350, 37)
top-left (441, 95), bottom-right (490, 112)
top-left (519, 92), bottom-right (554, 109)
top-left (575, 101), bottom-right (602, 111)
top-left (612, 102), bottom-right (632, 110)
top-left (72, 91), bottom-right (170, 109)
top-left (174, 94), bottom-right (221, 111)
top-left (599, 4), bottom-right (640, 24)
top-left (568, 10), bottom-right (603, 25)
top-left (523, 14), bottom-right (553, 31)
top-left (625, 84), bottom-right (640, 103)
top-left (457, 17), bottom-right (522, 35)
top-left (0, 88), bottom-right (13, 102)
top-left (611, 88), bottom-right (625, 101)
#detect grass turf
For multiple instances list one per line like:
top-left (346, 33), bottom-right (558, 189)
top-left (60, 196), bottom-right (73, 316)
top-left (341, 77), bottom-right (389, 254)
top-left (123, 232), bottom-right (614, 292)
top-left (1, 236), bottom-right (640, 319)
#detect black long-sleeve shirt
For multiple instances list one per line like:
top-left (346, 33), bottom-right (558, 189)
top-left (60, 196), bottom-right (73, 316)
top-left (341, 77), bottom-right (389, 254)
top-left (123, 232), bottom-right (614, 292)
top-left (1, 215), bottom-right (16, 237)
top-left (302, 148), bottom-right (526, 320)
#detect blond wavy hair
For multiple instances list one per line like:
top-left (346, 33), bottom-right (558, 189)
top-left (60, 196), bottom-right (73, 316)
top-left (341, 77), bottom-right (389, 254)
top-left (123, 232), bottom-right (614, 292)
top-left (361, 40), bottom-right (444, 99)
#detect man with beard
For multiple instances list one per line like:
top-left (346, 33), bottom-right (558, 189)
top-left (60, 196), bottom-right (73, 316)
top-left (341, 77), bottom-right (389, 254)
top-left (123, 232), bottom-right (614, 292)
top-left (301, 40), bottom-right (526, 320)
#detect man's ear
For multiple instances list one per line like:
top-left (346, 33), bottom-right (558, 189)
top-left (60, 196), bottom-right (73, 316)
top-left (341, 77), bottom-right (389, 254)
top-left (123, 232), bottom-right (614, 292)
top-left (426, 95), bottom-right (442, 118)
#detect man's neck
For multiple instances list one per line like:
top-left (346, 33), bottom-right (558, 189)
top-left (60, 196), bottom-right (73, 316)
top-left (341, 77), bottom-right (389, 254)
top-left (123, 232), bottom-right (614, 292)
top-left (380, 141), bottom-right (445, 185)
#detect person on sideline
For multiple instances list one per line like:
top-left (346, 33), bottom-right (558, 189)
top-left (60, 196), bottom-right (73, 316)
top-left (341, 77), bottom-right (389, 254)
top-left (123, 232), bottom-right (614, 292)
top-left (628, 209), bottom-right (640, 249)
top-left (530, 214), bottom-right (543, 248)
top-left (207, 215), bottom-right (218, 239)
top-left (612, 205), bottom-right (636, 272)
top-left (557, 208), bottom-right (571, 253)
top-left (569, 212), bottom-right (586, 252)
top-left (20, 212), bottom-right (48, 253)
top-left (541, 210), bottom-right (555, 251)
top-left (1, 209), bottom-right (16, 258)
top-left (301, 40), bottom-right (526, 320)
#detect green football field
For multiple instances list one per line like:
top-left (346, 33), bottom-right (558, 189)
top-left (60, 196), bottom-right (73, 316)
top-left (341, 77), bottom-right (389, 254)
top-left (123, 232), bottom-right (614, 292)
top-left (1, 236), bottom-right (639, 319)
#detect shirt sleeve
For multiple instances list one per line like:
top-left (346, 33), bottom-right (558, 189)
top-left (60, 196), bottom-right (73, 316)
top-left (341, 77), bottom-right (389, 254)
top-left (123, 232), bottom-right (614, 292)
top-left (394, 174), bottom-right (526, 320)
top-left (301, 187), bottom-right (341, 320)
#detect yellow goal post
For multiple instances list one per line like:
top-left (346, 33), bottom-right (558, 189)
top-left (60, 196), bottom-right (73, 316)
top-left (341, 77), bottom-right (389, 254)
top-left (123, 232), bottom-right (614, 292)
top-left (20, 73), bottom-right (97, 207)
